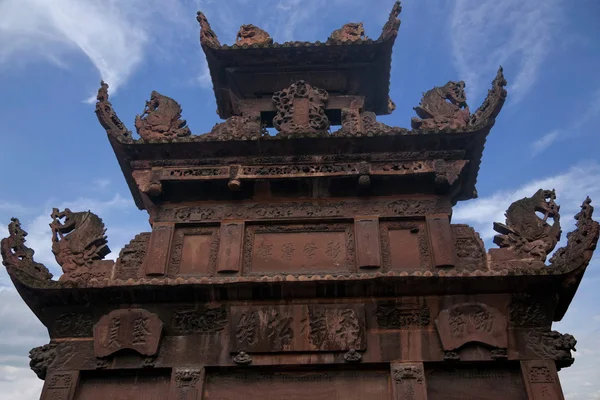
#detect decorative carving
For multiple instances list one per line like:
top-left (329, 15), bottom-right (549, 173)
top-left (549, 197), bottom-right (600, 273)
top-left (493, 189), bottom-right (561, 261)
top-left (343, 349), bottom-right (362, 362)
top-left (411, 80), bottom-right (470, 131)
top-left (50, 208), bottom-right (110, 276)
top-left (490, 347), bottom-right (508, 360)
top-left (375, 303), bottom-right (431, 329)
top-left (114, 233), bottom-right (150, 280)
top-left (175, 369), bottom-right (202, 388)
top-left (272, 81), bottom-right (329, 137)
top-left (205, 115), bottom-right (264, 140)
top-left (29, 343), bottom-right (57, 380)
top-left (380, 1), bottom-right (402, 41)
top-left (1, 218), bottom-right (52, 280)
top-left (452, 224), bottom-right (486, 270)
top-left (95, 81), bottom-right (132, 141)
top-left (443, 350), bottom-right (460, 361)
top-left (392, 365), bottom-right (424, 383)
top-left (509, 294), bottom-right (549, 327)
top-left (435, 303), bottom-right (507, 351)
top-left (468, 67), bottom-right (508, 128)
top-left (55, 313), bottom-right (94, 337)
top-left (412, 67), bottom-right (507, 131)
top-left (525, 330), bottom-right (577, 367)
top-left (236, 24), bottom-right (272, 46)
top-left (233, 351), bottom-right (252, 365)
top-left (528, 365), bottom-right (555, 383)
top-left (94, 309), bottom-right (163, 358)
top-left (328, 22), bottom-right (366, 43)
top-left (134, 91), bottom-right (191, 140)
top-left (196, 11), bottom-right (220, 48)
top-left (172, 306), bottom-right (228, 333)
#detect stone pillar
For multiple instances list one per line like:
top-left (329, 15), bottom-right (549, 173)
top-left (41, 371), bottom-right (79, 400)
top-left (521, 360), bottom-right (565, 400)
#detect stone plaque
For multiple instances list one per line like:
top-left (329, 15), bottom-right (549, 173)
top-left (435, 303), bottom-right (507, 351)
top-left (216, 221), bottom-right (244, 273)
top-left (94, 309), bottom-right (163, 358)
top-left (521, 360), bottom-right (565, 400)
top-left (230, 304), bottom-right (366, 352)
top-left (43, 371), bottom-right (79, 400)
top-left (75, 370), bottom-right (170, 400)
top-left (180, 234), bottom-right (213, 275)
top-left (354, 216), bottom-right (381, 269)
top-left (203, 370), bottom-right (389, 400)
top-left (426, 216), bottom-right (456, 268)
top-left (293, 97), bottom-right (310, 125)
top-left (427, 366), bottom-right (527, 400)
top-left (248, 226), bottom-right (352, 274)
top-left (144, 224), bottom-right (174, 276)
top-left (388, 228), bottom-right (422, 270)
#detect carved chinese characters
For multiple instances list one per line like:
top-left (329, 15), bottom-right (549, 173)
top-left (217, 221), bottom-right (244, 273)
top-left (42, 371), bottom-right (79, 400)
top-left (135, 91), bottom-right (191, 140)
top-left (354, 217), bottom-right (381, 269)
top-left (375, 303), bottom-right (431, 329)
top-left (522, 361), bottom-right (565, 400)
top-left (94, 309), bottom-right (163, 358)
top-left (436, 303), bottom-right (507, 356)
top-left (272, 81), bottom-right (330, 137)
top-left (230, 305), bottom-right (366, 353)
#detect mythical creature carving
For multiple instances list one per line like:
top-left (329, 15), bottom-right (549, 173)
top-left (50, 208), bottom-right (111, 275)
top-left (205, 115), bottom-right (264, 140)
top-left (95, 81), bottom-right (132, 141)
top-left (411, 67), bottom-right (507, 131)
top-left (29, 343), bottom-right (57, 380)
top-left (328, 22), bottom-right (366, 43)
top-left (1, 218), bottom-right (52, 280)
top-left (411, 80), bottom-right (470, 130)
top-left (380, 1), bottom-right (402, 41)
top-left (549, 197), bottom-right (599, 272)
top-left (135, 91), bottom-right (191, 140)
top-left (525, 330), bottom-right (577, 367)
top-left (493, 189), bottom-right (561, 261)
top-left (236, 24), bottom-right (272, 46)
top-left (272, 80), bottom-right (330, 137)
top-left (196, 11), bottom-right (220, 48)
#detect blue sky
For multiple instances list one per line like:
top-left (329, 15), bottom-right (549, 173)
top-left (0, 0), bottom-right (599, 398)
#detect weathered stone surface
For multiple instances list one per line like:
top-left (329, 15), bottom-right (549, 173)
top-left (236, 24), bottom-right (272, 46)
top-left (328, 22), bottom-right (366, 43)
top-left (272, 80), bottom-right (330, 137)
top-left (135, 91), bottom-right (191, 140)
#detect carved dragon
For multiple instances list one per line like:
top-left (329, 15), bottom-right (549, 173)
top-left (50, 208), bottom-right (111, 275)
top-left (328, 22), bottom-right (366, 43)
top-left (236, 24), bottom-right (273, 46)
top-left (379, 1), bottom-right (402, 41)
top-left (493, 189), bottom-right (561, 261)
top-left (1, 218), bottom-right (52, 281)
top-left (95, 81), bottom-right (132, 142)
top-left (196, 11), bottom-right (221, 48)
top-left (135, 91), bottom-right (191, 140)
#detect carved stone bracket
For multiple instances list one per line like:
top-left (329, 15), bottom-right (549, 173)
top-left (524, 330), bottom-right (576, 368)
top-left (135, 91), bottom-right (191, 140)
top-left (236, 24), bottom-right (272, 46)
top-left (272, 81), bottom-right (330, 137)
top-left (1, 218), bottom-right (53, 281)
top-left (93, 308), bottom-right (163, 358)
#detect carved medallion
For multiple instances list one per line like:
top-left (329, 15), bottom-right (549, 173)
top-left (272, 81), bottom-right (330, 137)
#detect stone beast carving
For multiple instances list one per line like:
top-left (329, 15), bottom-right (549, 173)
top-left (272, 80), bottom-right (330, 137)
top-left (328, 22), bottom-right (366, 43)
top-left (493, 189), bottom-right (561, 261)
top-left (236, 24), bottom-right (272, 46)
top-left (196, 11), bottom-right (221, 48)
top-left (95, 81), bottom-right (132, 142)
top-left (135, 91), bottom-right (191, 140)
top-left (50, 208), bottom-right (111, 275)
top-left (1, 218), bottom-right (52, 281)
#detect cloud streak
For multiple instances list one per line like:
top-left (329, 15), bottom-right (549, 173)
top-left (450, 0), bottom-right (560, 104)
top-left (531, 130), bottom-right (560, 155)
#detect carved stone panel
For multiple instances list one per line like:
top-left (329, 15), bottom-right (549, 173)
top-left (115, 233), bottom-right (151, 280)
top-left (451, 224), bottom-right (486, 270)
top-left (217, 221), bottom-right (244, 273)
top-left (230, 304), bottom-right (366, 353)
top-left (172, 306), bottom-right (228, 334)
top-left (427, 365), bottom-right (527, 400)
top-left (75, 370), bottom-right (171, 400)
top-left (144, 225), bottom-right (174, 276)
top-left (168, 368), bottom-right (205, 400)
top-left (170, 227), bottom-right (218, 276)
top-left (391, 363), bottom-right (428, 400)
top-left (354, 217), bottom-right (381, 269)
top-left (375, 302), bottom-right (431, 329)
top-left (435, 303), bottom-right (507, 351)
top-left (521, 360), bottom-right (565, 400)
top-left (94, 309), bottom-right (163, 358)
top-left (426, 216), bottom-right (456, 268)
top-left (244, 223), bottom-right (355, 275)
top-left (381, 221), bottom-right (430, 271)
top-left (42, 371), bottom-right (79, 400)
top-left (203, 370), bottom-right (390, 399)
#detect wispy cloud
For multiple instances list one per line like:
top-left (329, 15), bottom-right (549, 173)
top-left (0, 0), bottom-right (194, 101)
top-left (531, 130), bottom-right (560, 155)
top-left (450, 0), bottom-right (560, 104)
top-left (574, 85), bottom-right (600, 130)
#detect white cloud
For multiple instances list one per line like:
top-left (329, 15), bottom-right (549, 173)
top-left (574, 86), bottom-right (600, 130)
top-left (532, 130), bottom-right (560, 155)
top-left (450, 0), bottom-right (560, 104)
top-left (0, 0), bottom-right (194, 101)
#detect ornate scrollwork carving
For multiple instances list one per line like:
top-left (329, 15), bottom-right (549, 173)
top-left (412, 67), bottom-right (507, 132)
top-left (134, 91), bottom-right (191, 140)
top-left (50, 208), bottom-right (110, 275)
top-left (328, 22), bottom-right (366, 43)
top-left (1, 218), bottom-right (52, 280)
top-left (272, 81), bottom-right (330, 137)
top-left (114, 233), bottom-right (150, 280)
top-left (392, 365), bottom-right (424, 383)
top-left (196, 11), bottom-right (220, 48)
top-left (95, 81), bottom-right (133, 142)
top-left (205, 115), bottom-right (264, 140)
top-left (549, 197), bottom-right (599, 273)
top-left (493, 189), bottom-right (561, 261)
top-left (236, 24), bottom-right (272, 46)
